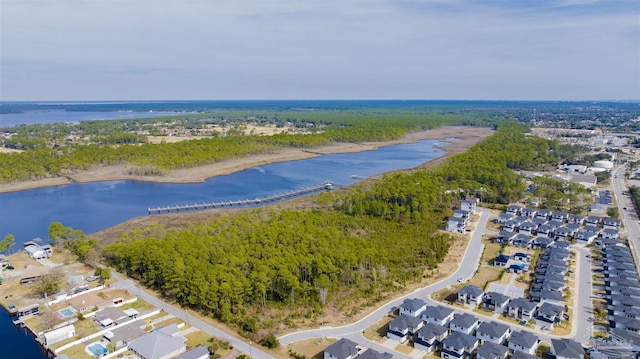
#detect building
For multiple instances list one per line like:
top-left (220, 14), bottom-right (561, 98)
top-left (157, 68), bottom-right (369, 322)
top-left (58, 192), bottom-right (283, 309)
top-left (458, 285), bottom-right (484, 306)
top-left (104, 321), bottom-right (147, 349)
top-left (508, 331), bottom-right (540, 355)
top-left (441, 331), bottom-right (480, 359)
top-left (551, 339), bottom-right (585, 359)
top-left (506, 299), bottom-right (538, 320)
top-left (94, 307), bottom-right (130, 327)
top-left (448, 217), bottom-right (467, 233)
top-left (414, 322), bottom-right (448, 353)
top-left (449, 313), bottom-right (481, 335)
top-left (43, 324), bottom-right (75, 346)
top-left (484, 292), bottom-right (509, 314)
top-left (20, 265), bottom-right (51, 285)
top-left (175, 347), bottom-right (210, 359)
top-left (128, 324), bottom-right (186, 359)
top-left (422, 305), bottom-right (455, 326)
top-left (357, 349), bottom-right (392, 359)
top-left (476, 342), bottom-right (508, 359)
top-left (460, 200), bottom-right (477, 214)
top-left (324, 338), bottom-right (360, 359)
top-left (399, 298), bottom-right (427, 318)
top-left (475, 322), bottom-right (511, 345)
top-left (387, 314), bottom-right (424, 343)
top-left (494, 254), bottom-right (510, 268)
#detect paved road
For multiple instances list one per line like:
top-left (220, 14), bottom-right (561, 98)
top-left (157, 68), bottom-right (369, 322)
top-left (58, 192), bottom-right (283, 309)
top-left (110, 273), bottom-right (275, 359)
top-left (572, 246), bottom-right (594, 344)
top-left (279, 209), bottom-right (491, 346)
top-left (612, 165), bottom-right (640, 266)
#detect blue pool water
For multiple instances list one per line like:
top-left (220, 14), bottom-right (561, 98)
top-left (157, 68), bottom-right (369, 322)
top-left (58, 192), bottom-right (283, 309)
top-left (88, 343), bottom-right (107, 357)
top-left (59, 308), bottom-right (74, 317)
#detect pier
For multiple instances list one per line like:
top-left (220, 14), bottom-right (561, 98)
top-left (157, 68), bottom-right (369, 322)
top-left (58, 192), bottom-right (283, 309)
top-left (147, 181), bottom-right (334, 214)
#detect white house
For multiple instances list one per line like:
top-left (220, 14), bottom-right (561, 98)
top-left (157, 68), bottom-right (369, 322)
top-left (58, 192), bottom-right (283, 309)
top-left (458, 285), bottom-right (485, 306)
top-left (43, 324), bottom-right (75, 346)
top-left (324, 338), bottom-right (360, 359)
top-left (508, 331), bottom-right (540, 355)
top-left (399, 298), bottom-right (427, 318)
top-left (24, 245), bottom-right (47, 260)
top-left (551, 339), bottom-right (584, 359)
top-left (461, 200), bottom-right (477, 214)
top-left (475, 322), bottom-right (511, 345)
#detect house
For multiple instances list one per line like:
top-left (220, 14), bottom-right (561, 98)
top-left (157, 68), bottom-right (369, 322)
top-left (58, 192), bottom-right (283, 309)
top-left (104, 321), bottom-right (147, 349)
top-left (537, 302), bottom-right (565, 324)
top-left (610, 328), bottom-right (640, 352)
top-left (458, 285), bottom-right (484, 306)
top-left (43, 324), bottom-right (76, 346)
top-left (496, 231), bottom-right (517, 244)
top-left (510, 352), bottom-right (539, 359)
top-left (567, 214), bottom-right (584, 225)
top-left (357, 349), bottom-right (392, 359)
top-left (611, 315), bottom-right (640, 333)
top-left (551, 240), bottom-right (571, 250)
top-left (508, 331), bottom-right (540, 355)
top-left (497, 213), bottom-right (514, 224)
top-left (128, 324), bottom-right (186, 359)
top-left (16, 303), bottom-right (40, 318)
top-left (461, 200), bottom-right (477, 214)
top-left (604, 217), bottom-right (622, 229)
top-left (494, 254), bottom-right (510, 268)
top-left (552, 211), bottom-right (569, 223)
top-left (24, 245), bottom-right (47, 260)
top-left (565, 223), bottom-right (581, 236)
top-left (387, 314), bottom-right (424, 343)
top-left (448, 217), bottom-right (467, 233)
top-left (531, 289), bottom-right (564, 305)
top-left (476, 342), bottom-right (509, 359)
top-left (583, 225), bottom-right (601, 235)
top-left (586, 216), bottom-right (602, 226)
top-left (484, 292), bottom-right (510, 314)
top-left (40, 244), bottom-right (53, 257)
top-left (449, 313), bottom-right (481, 335)
top-left (513, 234), bottom-right (534, 248)
top-left (603, 228), bottom-right (619, 240)
top-left (610, 295), bottom-right (640, 309)
top-left (508, 263), bottom-right (527, 274)
top-left (454, 209), bottom-right (471, 220)
top-left (414, 322), bottom-right (449, 353)
top-left (20, 265), bottom-right (51, 285)
top-left (512, 252), bottom-right (530, 262)
top-left (506, 299), bottom-right (538, 320)
top-left (536, 209), bottom-right (553, 220)
top-left (399, 298), bottom-right (427, 318)
top-left (506, 205), bottom-right (523, 216)
top-left (175, 347), bottom-right (210, 359)
top-left (533, 280), bottom-right (565, 293)
top-left (422, 305), bottom-right (455, 326)
top-left (521, 208), bottom-right (538, 219)
top-left (503, 220), bottom-right (521, 232)
top-left (532, 237), bottom-right (553, 249)
top-left (518, 221), bottom-right (537, 236)
top-left (551, 339), bottom-right (585, 359)
top-left (441, 331), bottom-right (480, 359)
top-left (324, 338), bottom-right (360, 359)
top-left (536, 224), bottom-right (554, 238)
top-left (94, 307), bottom-right (130, 327)
top-left (475, 321), bottom-right (511, 345)
top-left (553, 227), bottom-right (571, 240)
top-left (532, 217), bottom-right (547, 227)
top-left (535, 272), bottom-right (564, 284)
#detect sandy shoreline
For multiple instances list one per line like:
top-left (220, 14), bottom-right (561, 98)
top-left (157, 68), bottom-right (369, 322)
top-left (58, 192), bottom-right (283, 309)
top-left (0, 126), bottom-right (494, 193)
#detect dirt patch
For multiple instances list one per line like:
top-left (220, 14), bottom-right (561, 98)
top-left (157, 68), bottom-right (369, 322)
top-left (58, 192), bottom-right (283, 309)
top-left (284, 338), bottom-right (336, 359)
top-left (468, 267), bottom-right (503, 291)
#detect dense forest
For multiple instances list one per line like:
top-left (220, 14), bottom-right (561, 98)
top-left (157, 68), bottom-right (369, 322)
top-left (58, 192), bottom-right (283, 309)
top-left (101, 122), bottom-right (577, 339)
top-left (0, 110), bottom-right (495, 182)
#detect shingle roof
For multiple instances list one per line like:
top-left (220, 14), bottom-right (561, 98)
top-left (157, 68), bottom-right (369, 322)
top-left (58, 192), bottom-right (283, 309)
top-left (458, 285), bottom-right (484, 297)
top-left (486, 292), bottom-right (509, 305)
top-left (538, 302), bottom-right (564, 317)
top-left (477, 342), bottom-right (508, 359)
top-left (511, 351), bottom-right (539, 359)
top-left (551, 339), bottom-right (584, 358)
top-left (176, 346), bottom-right (211, 359)
top-left (495, 254), bottom-right (510, 264)
top-left (476, 321), bottom-right (510, 338)
top-left (417, 322), bottom-right (448, 340)
top-left (400, 298), bottom-right (427, 313)
top-left (128, 328), bottom-right (185, 359)
top-left (324, 338), bottom-right (359, 359)
top-left (443, 331), bottom-right (479, 350)
top-left (358, 349), bottom-right (393, 359)
top-left (508, 298), bottom-right (538, 311)
top-left (450, 313), bottom-right (479, 329)
top-left (423, 305), bottom-right (454, 321)
top-left (389, 314), bottom-right (423, 331)
top-left (509, 331), bottom-right (539, 348)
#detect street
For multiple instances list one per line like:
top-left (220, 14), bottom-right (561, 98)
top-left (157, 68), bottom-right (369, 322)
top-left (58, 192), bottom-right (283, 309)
top-left (611, 165), bottom-right (640, 267)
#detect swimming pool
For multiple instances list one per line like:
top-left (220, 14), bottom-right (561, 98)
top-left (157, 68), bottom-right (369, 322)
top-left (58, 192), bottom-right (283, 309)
top-left (59, 308), bottom-right (74, 317)
top-left (88, 343), bottom-right (107, 357)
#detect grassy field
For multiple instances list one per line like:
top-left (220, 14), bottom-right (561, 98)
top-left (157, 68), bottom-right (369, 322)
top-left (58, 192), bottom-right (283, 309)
top-left (363, 316), bottom-right (393, 342)
top-left (285, 338), bottom-right (336, 359)
top-left (468, 267), bottom-right (503, 291)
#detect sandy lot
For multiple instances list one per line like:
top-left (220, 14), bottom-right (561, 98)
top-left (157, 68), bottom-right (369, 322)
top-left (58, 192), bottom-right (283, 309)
top-left (0, 126), bottom-right (493, 193)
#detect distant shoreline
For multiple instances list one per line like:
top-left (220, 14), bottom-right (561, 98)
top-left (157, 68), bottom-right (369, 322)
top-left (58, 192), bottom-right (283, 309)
top-left (0, 126), bottom-right (494, 194)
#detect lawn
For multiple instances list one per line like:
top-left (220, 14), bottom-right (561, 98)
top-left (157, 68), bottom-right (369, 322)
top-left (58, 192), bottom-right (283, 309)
top-left (363, 316), bottom-right (393, 342)
top-left (395, 343), bottom-right (415, 354)
top-left (286, 338), bottom-right (336, 359)
top-left (57, 343), bottom-right (94, 359)
top-left (184, 330), bottom-right (212, 349)
top-left (468, 267), bottom-right (503, 291)
top-left (481, 240), bottom-right (502, 264)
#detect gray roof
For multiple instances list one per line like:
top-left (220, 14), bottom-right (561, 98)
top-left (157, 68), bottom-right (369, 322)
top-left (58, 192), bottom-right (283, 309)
top-left (476, 321), bottom-right (510, 338)
top-left (358, 349), bottom-right (393, 359)
top-left (389, 314), bottom-right (423, 331)
top-left (486, 292), bottom-right (509, 305)
top-left (532, 218), bottom-right (547, 226)
top-left (324, 338), bottom-right (359, 359)
top-left (508, 298), bottom-right (538, 311)
top-left (417, 322), bottom-right (448, 340)
top-left (499, 213), bottom-right (514, 220)
top-left (104, 320), bottom-right (147, 344)
top-left (477, 342), bottom-right (508, 359)
top-left (603, 228), bottom-right (619, 235)
top-left (128, 328), bottom-right (185, 359)
top-left (400, 298), bottom-right (426, 312)
top-left (551, 339), bottom-right (585, 358)
top-left (604, 217), bottom-right (622, 225)
top-left (443, 330), bottom-right (479, 350)
top-left (95, 307), bottom-right (129, 324)
top-left (610, 328), bottom-right (640, 346)
top-left (458, 285), bottom-right (484, 297)
top-left (538, 302), bottom-right (564, 317)
top-left (423, 305), bottom-right (454, 321)
top-left (450, 313), bottom-right (479, 329)
top-left (534, 289), bottom-right (564, 302)
top-left (584, 225), bottom-right (601, 233)
top-left (175, 346), bottom-right (210, 359)
top-left (509, 330), bottom-right (540, 348)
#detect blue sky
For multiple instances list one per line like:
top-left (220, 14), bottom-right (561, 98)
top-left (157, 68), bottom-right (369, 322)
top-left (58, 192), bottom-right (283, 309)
top-left (1, 0), bottom-right (638, 101)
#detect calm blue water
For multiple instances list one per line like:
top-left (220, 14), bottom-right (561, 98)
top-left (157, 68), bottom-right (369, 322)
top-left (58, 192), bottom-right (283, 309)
top-left (0, 110), bottom-right (178, 127)
top-left (0, 140), bottom-right (446, 247)
top-left (0, 306), bottom-right (51, 358)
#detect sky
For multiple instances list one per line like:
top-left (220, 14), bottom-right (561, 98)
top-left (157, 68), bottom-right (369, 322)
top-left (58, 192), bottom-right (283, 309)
top-left (1, 0), bottom-right (639, 101)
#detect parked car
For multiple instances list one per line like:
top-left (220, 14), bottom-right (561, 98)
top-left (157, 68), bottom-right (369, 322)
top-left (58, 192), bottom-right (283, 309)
top-left (5, 265), bottom-right (14, 270)
top-left (86, 276), bottom-right (100, 282)
top-left (457, 277), bottom-right (463, 283)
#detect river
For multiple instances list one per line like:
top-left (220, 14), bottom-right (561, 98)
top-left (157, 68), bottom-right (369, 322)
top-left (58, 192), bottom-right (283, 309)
top-left (0, 306), bottom-right (51, 358)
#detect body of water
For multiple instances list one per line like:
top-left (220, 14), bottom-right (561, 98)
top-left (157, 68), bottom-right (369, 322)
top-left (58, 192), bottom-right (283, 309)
top-left (0, 109), bottom-right (178, 127)
top-left (0, 139), bottom-right (446, 247)
top-left (0, 306), bottom-right (51, 358)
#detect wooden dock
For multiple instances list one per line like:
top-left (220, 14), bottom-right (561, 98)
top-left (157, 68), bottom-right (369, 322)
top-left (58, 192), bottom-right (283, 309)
top-left (148, 181), bottom-right (334, 214)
